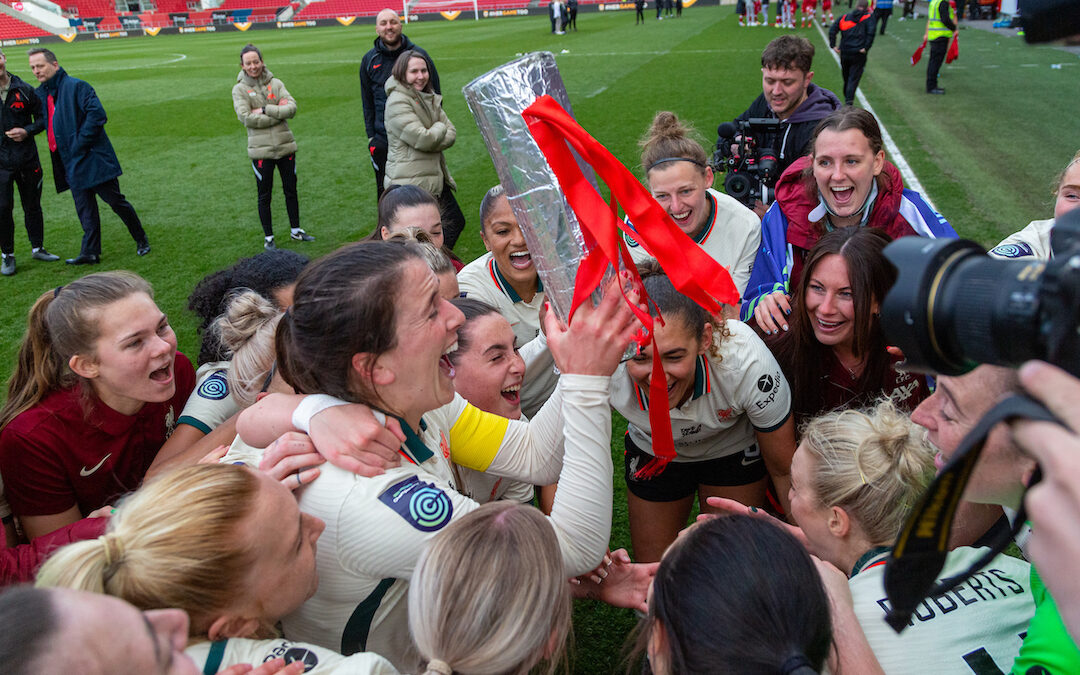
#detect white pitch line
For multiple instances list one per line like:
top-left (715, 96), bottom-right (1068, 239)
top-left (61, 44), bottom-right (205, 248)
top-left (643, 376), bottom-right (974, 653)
top-left (78, 53), bottom-right (188, 72)
top-left (813, 20), bottom-right (936, 211)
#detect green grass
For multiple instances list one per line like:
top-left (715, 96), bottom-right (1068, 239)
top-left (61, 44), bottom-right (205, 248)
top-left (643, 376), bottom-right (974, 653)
top-left (0, 10), bottom-right (1077, 673)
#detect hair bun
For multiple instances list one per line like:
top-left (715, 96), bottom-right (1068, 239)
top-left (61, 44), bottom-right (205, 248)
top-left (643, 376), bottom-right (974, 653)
top-left (218, 291), bottom-right (278, 356)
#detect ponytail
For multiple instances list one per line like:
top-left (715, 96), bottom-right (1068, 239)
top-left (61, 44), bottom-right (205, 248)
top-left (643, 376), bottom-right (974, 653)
top-left (1, 272), bottom-right (153, 430)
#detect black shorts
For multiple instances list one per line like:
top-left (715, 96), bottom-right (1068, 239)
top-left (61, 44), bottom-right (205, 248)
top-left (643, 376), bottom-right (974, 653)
top-left (623, 433), bottom-right (767, 502)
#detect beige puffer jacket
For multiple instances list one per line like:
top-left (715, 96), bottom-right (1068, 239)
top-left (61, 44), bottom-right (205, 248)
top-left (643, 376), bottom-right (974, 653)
top-left (232, 68), bottom-right (298, 160)
top-left (383, 75), bottom-right (456, 196)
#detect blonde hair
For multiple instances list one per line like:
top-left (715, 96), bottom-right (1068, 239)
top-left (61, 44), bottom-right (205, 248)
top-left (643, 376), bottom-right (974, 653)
top-left (36, 464), bottom-right (260, 637)
top-left (1054, 149), bottom-right (1080, 196)
top-left (639, 111), bottom-right (709, 177)
top-left (0, 272), bottom-right (152, 430)
top-left (799, 400), bottom-right (936, 545)
top-left (218, 291), bottom-right (281, 408)
top-left (383, 227), bottom-right (454, 276)
top-left (408, 502), bottom-right (572, 675)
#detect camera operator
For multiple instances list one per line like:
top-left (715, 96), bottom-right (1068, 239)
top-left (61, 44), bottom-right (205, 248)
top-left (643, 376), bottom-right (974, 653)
top-left (716, 36), bottom-right (840, 216)
top-left (989, 150), bottom-right (1080, 261)
top-left (911, 365), bottom-right (1080, 673)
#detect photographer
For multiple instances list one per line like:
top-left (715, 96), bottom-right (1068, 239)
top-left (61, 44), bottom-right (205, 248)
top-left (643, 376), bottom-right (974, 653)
top-left (716, 36), bottom-right (840, 215)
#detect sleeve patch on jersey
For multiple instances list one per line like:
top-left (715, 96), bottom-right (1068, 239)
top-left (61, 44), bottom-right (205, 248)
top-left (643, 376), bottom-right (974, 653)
top-left (378, 475), bottom-right (454, 532)
top-left (196, 372), bottom-right (229, 400)
top-left (988, 242), bottom-right (1034, 258)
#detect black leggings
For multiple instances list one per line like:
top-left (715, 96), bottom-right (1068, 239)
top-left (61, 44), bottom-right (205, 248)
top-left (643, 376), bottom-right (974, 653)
top-left (438, 183), bottom-right (467, 250)
top-left (252, 154), bottom-right (300, 237)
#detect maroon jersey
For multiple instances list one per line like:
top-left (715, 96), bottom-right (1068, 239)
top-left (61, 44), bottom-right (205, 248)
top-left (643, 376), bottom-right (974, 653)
top-left (0, 353), bottom-right (195, 517)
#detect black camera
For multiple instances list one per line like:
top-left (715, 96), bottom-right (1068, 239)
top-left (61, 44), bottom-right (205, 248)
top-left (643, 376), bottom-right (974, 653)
top-left (880, 207), bottom-right (1080, 377)
top-left (712, 118), bottom-right (783, 209)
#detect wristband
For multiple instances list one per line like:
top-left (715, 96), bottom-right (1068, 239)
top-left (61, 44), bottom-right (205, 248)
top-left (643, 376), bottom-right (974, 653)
top-left (292, 394), bottom-right (349, 433)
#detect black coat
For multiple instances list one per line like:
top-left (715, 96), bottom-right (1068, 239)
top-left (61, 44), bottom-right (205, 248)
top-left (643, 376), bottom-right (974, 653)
top-left (829, 8), bottom-right (877, 55)
top-left (359, 35), bottom-right (440, 145)
top-left (0, 73), bottom-right (44, 170)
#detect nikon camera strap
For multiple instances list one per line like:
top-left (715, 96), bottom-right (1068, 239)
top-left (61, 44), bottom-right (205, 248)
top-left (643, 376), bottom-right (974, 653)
top-left (883, 394), bottom-right (1056, 633)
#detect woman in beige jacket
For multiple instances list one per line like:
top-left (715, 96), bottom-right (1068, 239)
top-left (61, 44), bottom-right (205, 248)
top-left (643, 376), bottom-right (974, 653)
top-left (383, 50), bottom-right (466, 249)
top-left (232, 44), bottom-right (313, 250)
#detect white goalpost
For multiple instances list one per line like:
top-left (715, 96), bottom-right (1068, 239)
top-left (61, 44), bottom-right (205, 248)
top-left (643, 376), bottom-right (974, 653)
top-left (403, 0), bottom-right (479, 20)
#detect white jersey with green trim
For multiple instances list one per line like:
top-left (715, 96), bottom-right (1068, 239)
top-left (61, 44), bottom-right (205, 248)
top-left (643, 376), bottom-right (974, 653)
top-left (176, 361), bottom-right (241, 435)
top-left (186, 637), bottom-right (399, 674)
top-left (988, 218), bottom-right (1054, 261)
top-left (850, 546), bottom-right (1035, 675)
top-left (281, 375), bottom-right (613, 673)
top-left (457, 251), bottom-right (557, 418)
top-left (612, 320), bottom-right (791, 462)
top-left (624, 188), bottom-right (761, 298)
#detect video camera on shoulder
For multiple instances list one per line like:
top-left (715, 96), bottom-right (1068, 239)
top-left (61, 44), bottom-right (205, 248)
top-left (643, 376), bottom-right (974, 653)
top-left (877, 208), bottom-right (1080, 634)
top-left (712, 118), bottom-right (784, 209)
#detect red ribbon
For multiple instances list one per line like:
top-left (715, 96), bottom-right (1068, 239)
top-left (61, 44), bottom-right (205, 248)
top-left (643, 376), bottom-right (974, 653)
top-left (522, 95), bottom-right (738, 478)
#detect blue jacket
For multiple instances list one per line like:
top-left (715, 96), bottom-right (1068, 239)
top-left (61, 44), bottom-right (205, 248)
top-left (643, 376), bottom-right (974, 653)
top-left (35, 67), bottom-right (122, 193)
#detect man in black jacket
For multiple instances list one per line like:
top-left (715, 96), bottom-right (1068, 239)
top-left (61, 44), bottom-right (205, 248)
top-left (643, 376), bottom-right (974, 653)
top-left (829, 0), bottom-right (876, 105)
top-left (717, 36), bottom-right (840, 215)
top-left (359, 8), bottom-right (440, 201)
top-left (0, 48), bottom-right (59, 276)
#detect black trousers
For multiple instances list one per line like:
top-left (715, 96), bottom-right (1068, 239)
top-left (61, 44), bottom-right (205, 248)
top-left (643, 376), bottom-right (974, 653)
top-left (71, 177), bottom-right (145, 256)
top-left (438, 183), bottom-right (466, 250)
top-left (873, 5), bottom-right (891, 33)
top-left (253, 154), bottom-right (300, 238)
top-left (369, 137), bottom-right (388, 202)
top-left (840, 52), bottom-right (867, 105)
top-left (0, 162), bottom-right (44, 255)
top-left (636, 4), bottom-right (644, 21)
top-left (926, 37), bottom-right (949, 91)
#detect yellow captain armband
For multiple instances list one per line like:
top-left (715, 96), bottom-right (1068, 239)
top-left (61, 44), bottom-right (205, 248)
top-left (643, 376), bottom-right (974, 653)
top-left (447, 402), bottom-right (511, 471)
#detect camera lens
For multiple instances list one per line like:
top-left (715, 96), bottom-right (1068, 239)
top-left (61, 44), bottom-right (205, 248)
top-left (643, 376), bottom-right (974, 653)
top-left (881, 236), bottom-right (1047, 375)
top-left (724, 173), bottom-right (752, 202)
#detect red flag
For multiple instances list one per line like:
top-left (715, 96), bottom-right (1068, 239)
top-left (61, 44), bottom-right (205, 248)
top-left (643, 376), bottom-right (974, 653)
top-left (945, 32), bottom-right (959, 63)
top-left (911, 38), bottom-right (927, 66)
top-left (522, 95), bottom-right (739, 479)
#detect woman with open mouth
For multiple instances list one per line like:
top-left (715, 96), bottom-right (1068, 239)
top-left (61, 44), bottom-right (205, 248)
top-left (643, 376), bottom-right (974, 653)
top-left (743, 106), bottom-right (955, 331)
top-left (627, 111), bottom-right (762, 305)
top-left (614, 263), bottom-right (796, 562)
top-left (0, 271), bottom-right (195, 541)
top-left (766, 227), bottom-right (929, 430)
top-left (234, 241), bottom-right (641, 672)
top-left (458, 185), bottom-right (556, 418)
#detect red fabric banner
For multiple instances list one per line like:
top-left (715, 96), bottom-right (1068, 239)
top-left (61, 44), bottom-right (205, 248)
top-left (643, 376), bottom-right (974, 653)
top-left (522, 95), bottom-right (739, 478)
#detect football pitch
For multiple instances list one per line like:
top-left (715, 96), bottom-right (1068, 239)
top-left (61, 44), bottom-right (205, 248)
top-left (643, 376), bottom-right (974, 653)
top-left (0, 9), bottom-right (1077, 671)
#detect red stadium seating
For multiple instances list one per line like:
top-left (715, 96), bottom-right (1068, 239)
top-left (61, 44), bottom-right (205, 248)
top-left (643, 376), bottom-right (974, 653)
top-left (0, 9), bottom-right (52, 37)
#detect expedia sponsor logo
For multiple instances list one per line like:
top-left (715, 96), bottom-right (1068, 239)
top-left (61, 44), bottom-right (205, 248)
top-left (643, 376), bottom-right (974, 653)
top-left (277, 20), bottom-right (316, 27)
top-left (482, 8), bottom-right (529, 16)
top-left (179, 25), bottom-right (216, 32)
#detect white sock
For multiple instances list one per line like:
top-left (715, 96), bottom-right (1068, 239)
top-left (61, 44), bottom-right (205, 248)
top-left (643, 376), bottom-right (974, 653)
top-left (291, 228), bottom-right (303, 235)
top-left (265, 235), bottom-right (274, 242)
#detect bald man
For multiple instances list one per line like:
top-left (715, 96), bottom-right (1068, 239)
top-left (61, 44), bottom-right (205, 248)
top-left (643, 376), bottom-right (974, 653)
top-left (359, 8), bottom-right (440, 201)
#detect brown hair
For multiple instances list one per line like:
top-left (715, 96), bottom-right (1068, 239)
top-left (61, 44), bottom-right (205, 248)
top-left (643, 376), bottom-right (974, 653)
top-left (772, 227), bottom-right (895, 425)
top-left (760, 35), bottom-right (815, 73)
top-left (391, 50), bottom-right (433, 93)
top-left (637, 261), bottom-right (728, 360)
top-left (275, 241), bottom-right (420, 410)
top-left (639, 111), bottom-right (709, 177)
top-left (803, 106), bottom-right (891, 199)
top-left (0, 272), bottom-right (153, 430)
top-left (239, 43), bottom-right (263, 65)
